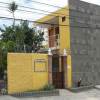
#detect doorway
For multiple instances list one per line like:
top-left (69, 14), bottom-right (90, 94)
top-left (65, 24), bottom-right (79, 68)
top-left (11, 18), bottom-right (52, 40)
top-left (52, 54), bottom-right (64, 88)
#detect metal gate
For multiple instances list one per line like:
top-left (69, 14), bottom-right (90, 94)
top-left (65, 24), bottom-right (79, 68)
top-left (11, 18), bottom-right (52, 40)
top-left (52, 54), bottom-right (64, 88)
top-left (52, 72), bottom-right (64, 88)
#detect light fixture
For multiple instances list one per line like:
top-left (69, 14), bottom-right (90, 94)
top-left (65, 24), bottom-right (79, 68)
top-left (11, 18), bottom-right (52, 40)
top-left (48, 48), bottom-right (52, 55)
top-left (63, 49), bottom-right (67, 56)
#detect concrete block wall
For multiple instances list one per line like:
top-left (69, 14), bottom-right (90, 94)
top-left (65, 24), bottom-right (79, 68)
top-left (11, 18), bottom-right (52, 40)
top-left (69, 0), bottom-right (100, 87)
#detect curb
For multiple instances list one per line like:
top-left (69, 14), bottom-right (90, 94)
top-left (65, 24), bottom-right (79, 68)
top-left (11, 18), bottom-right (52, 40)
top-left (10, 90), bottom-right (59, 97)
top-left (67, 85), bottom-right (94, 92)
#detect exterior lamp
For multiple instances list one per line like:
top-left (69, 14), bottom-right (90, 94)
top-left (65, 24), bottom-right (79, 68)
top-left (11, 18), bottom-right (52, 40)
top-left (48, 48), bottom-right (52, 55)
top-left (63, 49), bottom-right (67, 56)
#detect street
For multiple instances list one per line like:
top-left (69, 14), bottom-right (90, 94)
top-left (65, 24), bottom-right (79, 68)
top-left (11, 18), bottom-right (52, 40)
top-left (0, 89), bottom-right (100, 100)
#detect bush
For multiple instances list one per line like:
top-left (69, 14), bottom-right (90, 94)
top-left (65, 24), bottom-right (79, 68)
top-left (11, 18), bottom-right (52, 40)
top-left (42, 84), bottom-right (55, 91)
top-left (1, 88), bottom-right (7, 95)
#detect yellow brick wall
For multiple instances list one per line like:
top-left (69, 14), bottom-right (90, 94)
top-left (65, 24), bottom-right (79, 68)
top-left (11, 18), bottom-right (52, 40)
top-left (8, 53), bottom-right (48, 94)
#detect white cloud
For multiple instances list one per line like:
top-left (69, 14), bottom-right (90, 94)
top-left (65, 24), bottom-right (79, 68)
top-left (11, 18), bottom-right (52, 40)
top-left (82, 0), bottom-right (100, 5)
top-left (0, 0), bottom-right (100, 27)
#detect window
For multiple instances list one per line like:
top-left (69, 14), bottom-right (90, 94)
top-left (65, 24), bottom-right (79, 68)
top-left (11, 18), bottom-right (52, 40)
top-left (62, 16), bottom-right (66, 22)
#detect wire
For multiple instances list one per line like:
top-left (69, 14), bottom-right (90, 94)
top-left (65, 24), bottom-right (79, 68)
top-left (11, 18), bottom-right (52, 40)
top-left (0, 16), bottom-right (100, 30)
top-left (1, 1), bottom-right (100, 24)
top-left (0, 5), bottom-right (67, 18)
top-left (29, 0), bottom-right (63, 8)
top-left (0, 16), bottom-right (68, 26)
top-left (1, 0), bottom-right (100, 19)
top-left (0, 1), bottom-right (100, 28)
top-left (0, 1), bottom-right (67, 16)
top-left (0, 5), bottom-right (100, 28)
top-left (0, 5), bottom-right (98, 28)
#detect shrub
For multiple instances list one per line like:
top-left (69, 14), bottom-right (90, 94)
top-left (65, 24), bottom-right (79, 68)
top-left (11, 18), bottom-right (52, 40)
top-left (1, 88), bottom-right (7, 95)
top-left (42, 84), bottom-right (55, 91)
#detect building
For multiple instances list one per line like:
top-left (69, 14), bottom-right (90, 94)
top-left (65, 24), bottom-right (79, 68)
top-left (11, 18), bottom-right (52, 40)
top-left (36, 0), bottom-right (100, 87)
top-left (7, 0), bottom-right (100, 94)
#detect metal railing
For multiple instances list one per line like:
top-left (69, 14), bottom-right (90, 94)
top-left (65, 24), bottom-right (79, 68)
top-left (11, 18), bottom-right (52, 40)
top-left (45, 34), bottom-right (60, 49)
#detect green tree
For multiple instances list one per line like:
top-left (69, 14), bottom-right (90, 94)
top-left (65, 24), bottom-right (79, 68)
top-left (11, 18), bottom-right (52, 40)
top-left (8, 1), bottom-right (18, 27)
top-left (0, 25), bottom-right (16, 43)
top-left (0, 21), bottom-right (44, 78)
top-left (0, 21), bottom-right (44, 52)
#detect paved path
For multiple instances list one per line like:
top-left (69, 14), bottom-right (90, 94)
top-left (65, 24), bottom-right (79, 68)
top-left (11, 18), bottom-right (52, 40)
top-left (0, 89), bottom-right (100, 100)
top-left (0, 95), bottom-right (19, 100)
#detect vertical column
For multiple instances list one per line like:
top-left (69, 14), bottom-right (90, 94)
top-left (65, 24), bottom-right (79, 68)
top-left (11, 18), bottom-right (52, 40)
top-left (63, 55), bottom-right (67, 88)
top-left (59, 56), bottom-right (62, 72)
top-left (63, 49), bottom-right (72, 88)
top-left (67, 54), bottom-right (72, 88)
top-left (48, 48), bottom-right (53, 84)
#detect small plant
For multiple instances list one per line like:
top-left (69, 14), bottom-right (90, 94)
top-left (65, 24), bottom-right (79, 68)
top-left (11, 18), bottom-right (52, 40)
top-left (1, 88), bottom-right (7, 95)
top-left (77, 78), bottom-right (82, 87)
top-left (42, 84), bottom-right (55, 91)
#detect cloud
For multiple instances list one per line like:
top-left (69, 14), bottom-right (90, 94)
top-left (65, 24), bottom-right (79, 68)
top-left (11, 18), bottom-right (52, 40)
top-left (0, 0), bottom-right (100, 28)
top-left (82, 0), bottom-right (100, 5)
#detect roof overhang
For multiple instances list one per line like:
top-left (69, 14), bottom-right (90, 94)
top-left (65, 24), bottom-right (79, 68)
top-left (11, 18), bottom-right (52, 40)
top-left (33, 6), bottom-right (68, 28)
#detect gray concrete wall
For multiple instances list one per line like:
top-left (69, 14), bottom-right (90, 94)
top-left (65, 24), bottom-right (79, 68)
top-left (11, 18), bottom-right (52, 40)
top-left (68, 0), bottom-right (100, 87)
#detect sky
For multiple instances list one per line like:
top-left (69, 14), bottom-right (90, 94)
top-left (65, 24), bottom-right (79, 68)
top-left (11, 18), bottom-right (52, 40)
top-left (0, 0), bottom-right (100, 28)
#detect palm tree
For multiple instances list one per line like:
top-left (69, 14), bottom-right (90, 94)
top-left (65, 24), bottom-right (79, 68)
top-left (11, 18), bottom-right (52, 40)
top-left (8, 1), bottom-right (18, 27)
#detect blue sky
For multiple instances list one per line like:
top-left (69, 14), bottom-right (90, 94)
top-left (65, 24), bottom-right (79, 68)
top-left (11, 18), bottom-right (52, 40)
top-left (0, 0), bottom-right (100, 32)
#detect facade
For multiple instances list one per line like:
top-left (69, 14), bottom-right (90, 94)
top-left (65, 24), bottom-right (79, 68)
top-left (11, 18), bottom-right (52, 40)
top-left (36, 6), bottom-right (72, 88)
top-left (36, 0), bottom-right (100, 88)
top-left (7, 0), bottom-right (100, 94)
top-left (69, 0), bottom-right (100, 87)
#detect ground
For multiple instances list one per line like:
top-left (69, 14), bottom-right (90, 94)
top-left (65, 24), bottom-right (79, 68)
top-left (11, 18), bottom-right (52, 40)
top-left (0, 88), bottom-right (100, 100)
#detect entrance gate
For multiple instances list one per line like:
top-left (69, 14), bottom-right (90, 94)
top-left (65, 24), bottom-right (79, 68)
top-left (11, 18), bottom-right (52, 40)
top-left (52, 54), bottom-right (64, 88)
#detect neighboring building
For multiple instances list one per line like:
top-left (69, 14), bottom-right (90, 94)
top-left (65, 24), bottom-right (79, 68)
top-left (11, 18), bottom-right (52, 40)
top-left (36, 0), bottom-right (100, 87)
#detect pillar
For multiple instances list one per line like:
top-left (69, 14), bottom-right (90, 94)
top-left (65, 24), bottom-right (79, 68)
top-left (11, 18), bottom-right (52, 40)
top-left (48, 48), bottom-right (53, 85)
top-left (48, 55), bottom-right (52, 85)
top-left (62, 55), bottom-right (67, 88)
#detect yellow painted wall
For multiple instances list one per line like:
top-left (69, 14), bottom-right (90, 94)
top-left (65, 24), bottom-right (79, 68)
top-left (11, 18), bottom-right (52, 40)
top-left (67, 55), bottom-right (72, 88)
top-left (35, 6), bottom-right (71, 53)
top-left (32, 54), bottom-right (48, 90)
top-left (8, 53), bottom-right (48, 94)
top-left (58, 7), bottom-right (72, 88)
top-left (35, 6), bottom-right (72, 88)
top-left (59, 7), bottom-right (70, 54)
top-left (36, 6), bottom-right (67, 23)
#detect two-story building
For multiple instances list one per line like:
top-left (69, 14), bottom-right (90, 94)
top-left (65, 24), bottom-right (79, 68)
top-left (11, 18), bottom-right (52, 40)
top-left (35, 0), bottom-right (100, 88)
top-left (7, 0), bottom-right (100, 94)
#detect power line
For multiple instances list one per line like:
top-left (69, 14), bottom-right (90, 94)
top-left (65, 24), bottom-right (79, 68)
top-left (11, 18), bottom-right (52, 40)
top-left (0, 5), bottom-right (89, 24)
top-left (0, 5), bottom-right (99, 29)
top-left (0, 5), bottom-right (67, 18)
top-left (0, 2), bottom-right (100, 28)
top-left (29, 0), bottom-right (63, 8)
top-left (0, 6), bottom-right (92, 27)
top-left (0, 1), bottom-right (67, 16)
top-left (1, 1), bottom-right (100, 24)
top-left (0, 16), bottom-right (68, 26)
top-left (0, 16), bottom-right (100, 30)
top-left (0, 5), bottom-right (100, 28)
top-left (1, 1), bottom-right (100, 20)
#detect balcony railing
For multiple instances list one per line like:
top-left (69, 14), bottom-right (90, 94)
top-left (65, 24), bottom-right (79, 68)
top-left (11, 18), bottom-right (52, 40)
top-left (45, 34), bottom-right (60, 49)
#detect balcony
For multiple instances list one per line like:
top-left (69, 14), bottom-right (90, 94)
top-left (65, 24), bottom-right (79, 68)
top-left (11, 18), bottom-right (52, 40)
top-left (46, 34), bottom-right (60, 50)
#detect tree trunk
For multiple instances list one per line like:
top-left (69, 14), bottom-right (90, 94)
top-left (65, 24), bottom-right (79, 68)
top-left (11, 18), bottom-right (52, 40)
top-left (13, 12), bottom-right (15, 27)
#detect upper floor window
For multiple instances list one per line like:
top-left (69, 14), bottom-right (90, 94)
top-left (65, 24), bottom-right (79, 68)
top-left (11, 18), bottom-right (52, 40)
top-left (62, 16), bottom-right (66, 22)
